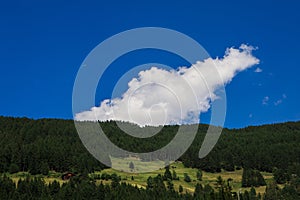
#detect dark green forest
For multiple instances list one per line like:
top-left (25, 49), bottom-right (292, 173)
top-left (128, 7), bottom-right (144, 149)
top-left (1, 116), bottom-right (299, 175)
top-left (0, 116), bottom-right (300, 199)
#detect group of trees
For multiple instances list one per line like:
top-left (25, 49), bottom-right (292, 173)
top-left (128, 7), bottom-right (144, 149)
top-left (273, 168), bottom-right (290, 184)
top-left (162, 166), bottom-right (179, 181)
top-left (2, 172), bottom-right (298, 200)
top-left (0, 117), bottom-right (105, 175)
top-left (0, 173), bottom-right (272, 200)
top-left (180, 122), bottom-right (300, 175)
top-left (264, 178), bottom-right (300, 200)
top-left (242, 168), bottom-right (266, 187)
top-left (1, 116), bottom-right (300, 198)
top-left (1, 117), bottom-right (299, 176)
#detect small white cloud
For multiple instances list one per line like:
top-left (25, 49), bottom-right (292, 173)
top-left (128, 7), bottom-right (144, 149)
top-left (254, 67), bottom-right (262, 73)
top-left (262, 96), bottom-right (269, 105)
top-left (274, 99), bottom-right (282, 106)
top-left (249, 113), bottom-right (253, 118)
top-left (274, 94), bottom-right (287, 106)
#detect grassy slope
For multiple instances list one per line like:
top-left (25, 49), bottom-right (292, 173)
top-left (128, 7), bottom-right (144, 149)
top-left (100, 160), bottom-right (274, 194)
top-left (6, 159), bottom-right (276, 194)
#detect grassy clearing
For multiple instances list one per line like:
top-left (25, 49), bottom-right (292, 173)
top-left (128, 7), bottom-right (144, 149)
top-left (110, 156), bottom-right (166, 173)
top-left (100, 158), bottom-right (275, 194)
top-left (6, 171), bottom-right (67, 186)
top-left (5, 158), bottom-right (275, 194)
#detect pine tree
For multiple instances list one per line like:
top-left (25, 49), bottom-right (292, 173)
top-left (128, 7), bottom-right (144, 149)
top-left (196, 169), bottom-right (203, 181)
top-left (194, 183), bottom-right (203, 199)
top-left (264, 181), bottom-right (281, 200)
top-left (0, 175), bottom-right (16, 199)
top-left (183, 173), bottom-right (191, 182)
top-left (111, 173), bottom-right (120, 189)
top-left (242, 168), bottom-right (266, 187)
top-left (250, 186), bottom-right (257, 200)
top-left (166, 179), bottom-right (174, 191)
top-left (8, 163), bottom-right (19, 174)
top-left (40, 162), bottom-right (50, 176)
top-left (203, 184), bottom-right (214, 199)
top-left (146, 176), bottom-right (154, 190)
top-left (273, 168), bottom-right (288, 184)
top-left (129, 161), bottom-right (134, 172)
top-left (164, 166), bottom-right (172, 180)
top-left (255, 170), bottom-right (266, 186)
top-left (49, 180), bottom-right (60, 197)
top-left (172, 170), bottom-right (179, 180)
top-left (179, 185), bottom-right (183, 193)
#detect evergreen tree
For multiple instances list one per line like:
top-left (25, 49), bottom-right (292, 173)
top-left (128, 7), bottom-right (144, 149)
top-left (179, 185), bottom-right (183, 193)
top-left (172, 170), bottom-right (179, 180)
top-left (129, 161), bottom-right (134, 172)
top-left (273, 168), bottom-right (288, 184)
top-left (8, 163), bottom-right (19, 174)
top-left (0, 175), bottom-right (15, 199)
top-left (183, 173), bottom-right (191, 182)
top-left (49, 180), bottom-right (60, 197)
top-left (40, 162), bottom-right (50, 176)
top-left (152, 174), bottom-right (166, 196)
top-left (203, 184), bottom-right (214, 199)
top-left (242, 168), bottom-right (266, 187)
top-left (196, 169), bottom-right (203, 181)
top-left (164, 166), bottom-right (172, 180)
top-left (166, 179), bottom-right (174, 191)
top-left (194, 183), bottom-right (203, 199)
top-left (255, 170), bottom-right (266, 186)
top-left (264, 181), bottom-right (280, 200)
top-left (250, 186), bottom-right (257, 200)
top-left (146, 176), bottom-right (154, 190)
top-left (281, 184), bottom-right (299, 199)
top-left (244, 190), bottom-right (250, 200)
top-left (111, 173), bottom-right (120, 189)
top-left (264, 181), bottom-right (281, 200)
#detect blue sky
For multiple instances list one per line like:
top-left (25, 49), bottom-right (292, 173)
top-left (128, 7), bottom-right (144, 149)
top-left (0, 0), bottom-right (299, 128)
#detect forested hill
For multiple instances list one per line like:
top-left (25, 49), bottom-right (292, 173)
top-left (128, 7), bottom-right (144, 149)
top-left (0, 116), bottom-right (299, 176)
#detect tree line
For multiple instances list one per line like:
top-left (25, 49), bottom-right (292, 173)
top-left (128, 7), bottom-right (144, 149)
top-left (0, 116), bottom-right (299, 176)
top-left (1, 171), bottom-right (299, 200)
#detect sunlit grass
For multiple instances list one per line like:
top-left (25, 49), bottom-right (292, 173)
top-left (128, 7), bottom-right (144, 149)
top-left (5, 159), bottom-right (276, 194)
top-left (100, 159), bottom-right (275, 193)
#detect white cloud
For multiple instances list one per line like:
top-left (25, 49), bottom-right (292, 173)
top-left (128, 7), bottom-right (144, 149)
top-left (274, 94), bottom-right (287, 106)
top-left (262, 96), bottom-right (269, 105)
top-left (274, 99), bottom-right (282, 106)
top-left (75, 44), bottom-right (260, 126)
top-left (254, 67), bottom-right (263, 73)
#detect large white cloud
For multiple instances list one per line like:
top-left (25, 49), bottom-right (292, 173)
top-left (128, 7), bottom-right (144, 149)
top-left (75, 44), bottom-right (259, 126)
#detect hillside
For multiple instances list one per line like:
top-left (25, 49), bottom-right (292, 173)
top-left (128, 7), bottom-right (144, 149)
top-left (0, 116), bottom-right (299, 175)
top-left (1, 116), bottom-right (300, 199)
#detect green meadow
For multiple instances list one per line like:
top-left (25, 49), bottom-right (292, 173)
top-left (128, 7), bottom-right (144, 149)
top-left (7, 158), bottom-right (276, 195)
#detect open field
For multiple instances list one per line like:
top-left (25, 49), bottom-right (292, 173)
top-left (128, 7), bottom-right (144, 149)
top-left (101, 158), bottom-right (275, 194)
top-left (5, 158), bottom-right (277, 195)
